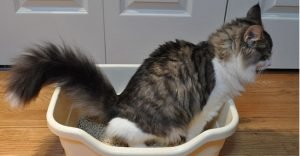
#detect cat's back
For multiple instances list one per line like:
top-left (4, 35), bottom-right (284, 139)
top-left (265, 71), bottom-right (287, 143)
top-left (138, 40), bottom-right (197, 77)
top-left (149, 39), bottom-right (196, 62)
top-left (119, 39), bottom-right (213, 100)
top-left (118, 39), bottom-right (199, 106)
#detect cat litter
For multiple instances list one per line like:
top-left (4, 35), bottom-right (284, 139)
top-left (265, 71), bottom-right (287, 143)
top-left (77, 117), bottom-right (129, 147)
top-left (77, 118), bottom-right (107, 141)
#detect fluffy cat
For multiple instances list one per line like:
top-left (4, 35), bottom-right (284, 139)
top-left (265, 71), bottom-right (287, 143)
top-left (6, 4), bottom-right (272, 147)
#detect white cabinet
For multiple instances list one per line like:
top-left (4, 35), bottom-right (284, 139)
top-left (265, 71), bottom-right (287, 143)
top-left (226, 0), bottom-right (299, 69)
top-left (0, 0), bottom-right (106, 64)
top-left (0, 0), bottom-right (298, 69)
top-left (103, 0), bottom-right (227, 64)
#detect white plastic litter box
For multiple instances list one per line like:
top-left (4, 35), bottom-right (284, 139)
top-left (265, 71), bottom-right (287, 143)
top-left (46, 64), bottom-right (239, 156)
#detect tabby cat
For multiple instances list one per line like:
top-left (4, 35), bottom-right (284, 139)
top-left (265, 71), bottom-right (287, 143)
top-left (6, 4), bottom-right (272, 147)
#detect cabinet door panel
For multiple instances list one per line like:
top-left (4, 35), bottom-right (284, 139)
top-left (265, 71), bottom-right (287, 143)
top-left (226, 0), bottom-right (299, 69)
top-left (104, 0), bottom-right (227, 64)
top-left (0, 0), bottom-right (105, 64)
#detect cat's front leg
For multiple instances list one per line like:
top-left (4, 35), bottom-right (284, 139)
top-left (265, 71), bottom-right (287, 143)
top-left (187, 111), bottom-right (207, 140)
top-left (187, 95), bottom-right (226, 140)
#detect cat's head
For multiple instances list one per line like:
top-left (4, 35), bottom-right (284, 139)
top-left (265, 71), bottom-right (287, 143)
top-left (209, 4), bottom-right (273, 83)
top-left (241, 4), bottom-right (273, 71)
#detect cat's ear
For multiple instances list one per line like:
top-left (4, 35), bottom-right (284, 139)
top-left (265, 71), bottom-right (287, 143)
top-left (246, 3), bottom-right (262, 25)
top-left (243, 25), bottom-right (263, 44)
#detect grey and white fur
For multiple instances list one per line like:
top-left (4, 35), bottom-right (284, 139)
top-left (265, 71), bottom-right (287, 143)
top-left (6, 4), bottom-right (272, 147)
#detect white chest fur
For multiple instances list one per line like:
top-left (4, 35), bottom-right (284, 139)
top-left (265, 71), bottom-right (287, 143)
top-left (187, 57), bottom-right (254, 140)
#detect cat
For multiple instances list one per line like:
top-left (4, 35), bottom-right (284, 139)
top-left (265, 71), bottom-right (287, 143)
top-left (6, 4), bottom-right (272, 147)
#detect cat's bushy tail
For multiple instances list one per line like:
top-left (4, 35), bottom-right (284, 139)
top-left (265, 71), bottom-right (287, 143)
top-left (6, 42), bottom-right (117, 120)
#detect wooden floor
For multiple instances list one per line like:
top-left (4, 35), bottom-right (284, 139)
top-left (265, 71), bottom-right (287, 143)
top-left (0, 70), bottom-right (298, 156)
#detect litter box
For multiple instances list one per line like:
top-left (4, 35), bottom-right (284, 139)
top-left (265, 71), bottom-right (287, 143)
top-left (46, 64), bottom-right (239, 156)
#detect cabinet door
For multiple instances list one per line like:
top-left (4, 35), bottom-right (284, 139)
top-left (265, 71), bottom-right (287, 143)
top-left (104, 0), bottom-right (227, 64)
top-left (226, 0), bottom-right (299, 69)
top-left (0, 0), bottom-right (105, 64)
